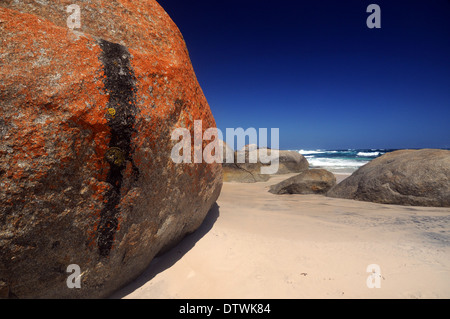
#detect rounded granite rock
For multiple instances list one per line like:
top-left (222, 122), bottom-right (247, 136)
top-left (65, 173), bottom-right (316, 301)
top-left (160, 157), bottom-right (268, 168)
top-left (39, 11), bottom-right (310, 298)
top-left (327, 149), bottom-right (450, 207)
top-left (223, 148), bottom-right (309, 183)
top-left (0, 1), bottom-right (222, 298)
top-left (269, 169), bottom-right (336, 195)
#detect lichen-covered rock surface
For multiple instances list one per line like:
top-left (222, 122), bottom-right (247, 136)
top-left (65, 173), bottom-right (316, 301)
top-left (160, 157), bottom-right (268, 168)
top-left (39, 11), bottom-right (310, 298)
top-left (0, 0), bottom-right (222, 298)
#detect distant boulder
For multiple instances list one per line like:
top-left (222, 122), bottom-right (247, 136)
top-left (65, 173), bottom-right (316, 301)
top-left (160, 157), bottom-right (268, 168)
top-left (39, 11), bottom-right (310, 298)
top-left (240, 144), bottom-right (259, 152)
top-left (235, 149), bottom-right (309, 174)
top-left (223, 148), bottom-right (309, 183)
top-left (276, 150), bottom-right (309, 174)
top-left (222, 164), bottom-right (271, 183)
top-left (218, 140), bottom-right (235, 166)
top-left (327, 149), bottom-right (450, 207)
top-left (269, 169), bottom-right (336, 195)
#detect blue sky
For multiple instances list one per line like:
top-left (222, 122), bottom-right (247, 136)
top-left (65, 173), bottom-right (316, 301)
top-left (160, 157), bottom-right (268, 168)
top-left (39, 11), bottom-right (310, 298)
top-left (158, 0), bottom-right (450, 150)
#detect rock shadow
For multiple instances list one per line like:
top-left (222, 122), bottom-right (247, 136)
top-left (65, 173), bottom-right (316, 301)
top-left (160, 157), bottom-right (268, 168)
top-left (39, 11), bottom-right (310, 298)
top-left (109, 202), bottom-right (220, 298)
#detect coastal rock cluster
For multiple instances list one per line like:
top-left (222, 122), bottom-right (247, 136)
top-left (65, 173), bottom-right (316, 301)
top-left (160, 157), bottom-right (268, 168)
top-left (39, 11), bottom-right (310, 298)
top-left (327, 149), bottom-right (450, 207)
top-left (225, 145), bottom-right (449, 208)
top-left (0, 1), bottom-right (222, 298)
top-left (222, 143), bottom-right (309, 183)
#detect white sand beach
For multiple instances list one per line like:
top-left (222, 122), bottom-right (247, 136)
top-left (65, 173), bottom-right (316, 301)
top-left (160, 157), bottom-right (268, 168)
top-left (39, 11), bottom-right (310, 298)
top-left (113, 173), bottom-right (450, 299)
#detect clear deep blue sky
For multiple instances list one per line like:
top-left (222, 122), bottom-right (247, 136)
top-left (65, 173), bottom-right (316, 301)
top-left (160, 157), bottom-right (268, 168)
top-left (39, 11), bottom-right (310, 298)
top-left (158, 0), bottom-right (450, 150)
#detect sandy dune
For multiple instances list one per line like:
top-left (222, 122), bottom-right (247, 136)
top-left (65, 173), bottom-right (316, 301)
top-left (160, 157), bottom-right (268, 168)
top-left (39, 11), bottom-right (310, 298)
top-left (112, 174), bottom-right (450, 299)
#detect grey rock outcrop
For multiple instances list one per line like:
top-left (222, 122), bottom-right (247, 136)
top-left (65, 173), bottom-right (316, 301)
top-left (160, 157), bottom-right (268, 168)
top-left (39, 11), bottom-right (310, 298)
top-left (327, 149), bottom-right (450, 207)
top-left (223, 147), bottom-right (309, 183)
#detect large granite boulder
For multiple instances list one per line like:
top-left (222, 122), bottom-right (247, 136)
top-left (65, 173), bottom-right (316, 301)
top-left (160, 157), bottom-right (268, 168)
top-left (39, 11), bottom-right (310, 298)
top-left (276, 150), bottom-right (310, 174)
top-left (327, 149), bottom-right (450, 207)
top-left (0, 1), bottom-right (222, 298)
top-left (269, 169), bottom-right (336, 195)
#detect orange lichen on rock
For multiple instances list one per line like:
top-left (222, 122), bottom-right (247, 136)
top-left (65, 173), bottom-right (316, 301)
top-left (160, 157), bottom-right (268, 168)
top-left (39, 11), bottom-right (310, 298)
top-left (0, 0), bottom-right (222, 299)
top-left (0, 7), bottom-right (110, 184)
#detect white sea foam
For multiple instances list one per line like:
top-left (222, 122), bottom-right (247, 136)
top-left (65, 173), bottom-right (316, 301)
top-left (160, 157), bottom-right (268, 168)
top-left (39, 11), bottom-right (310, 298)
top-left (307, 157), bottom-right (369, 174)
top-left (298, 150), bottom-right (338, 155)
top-left (357, 151), bottom-right (381, 157)
top-left (308, 158), bottom-right (368, 167)
top-left (298, 150), bottom-right (326, 155)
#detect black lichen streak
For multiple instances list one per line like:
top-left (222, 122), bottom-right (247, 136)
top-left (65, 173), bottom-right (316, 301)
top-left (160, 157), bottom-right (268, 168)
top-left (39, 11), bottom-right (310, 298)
top-left (97, 39), bottom-right (140, 258)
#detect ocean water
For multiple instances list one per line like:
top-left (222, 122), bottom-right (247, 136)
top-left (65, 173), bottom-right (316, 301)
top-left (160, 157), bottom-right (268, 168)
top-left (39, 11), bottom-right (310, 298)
top-left (297, 149), bottom-right (396, 174)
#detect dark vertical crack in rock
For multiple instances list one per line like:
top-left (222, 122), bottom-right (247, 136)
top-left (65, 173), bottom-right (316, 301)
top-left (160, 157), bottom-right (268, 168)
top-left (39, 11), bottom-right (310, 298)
top-left (97, 39), bottom-right (140, 258)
